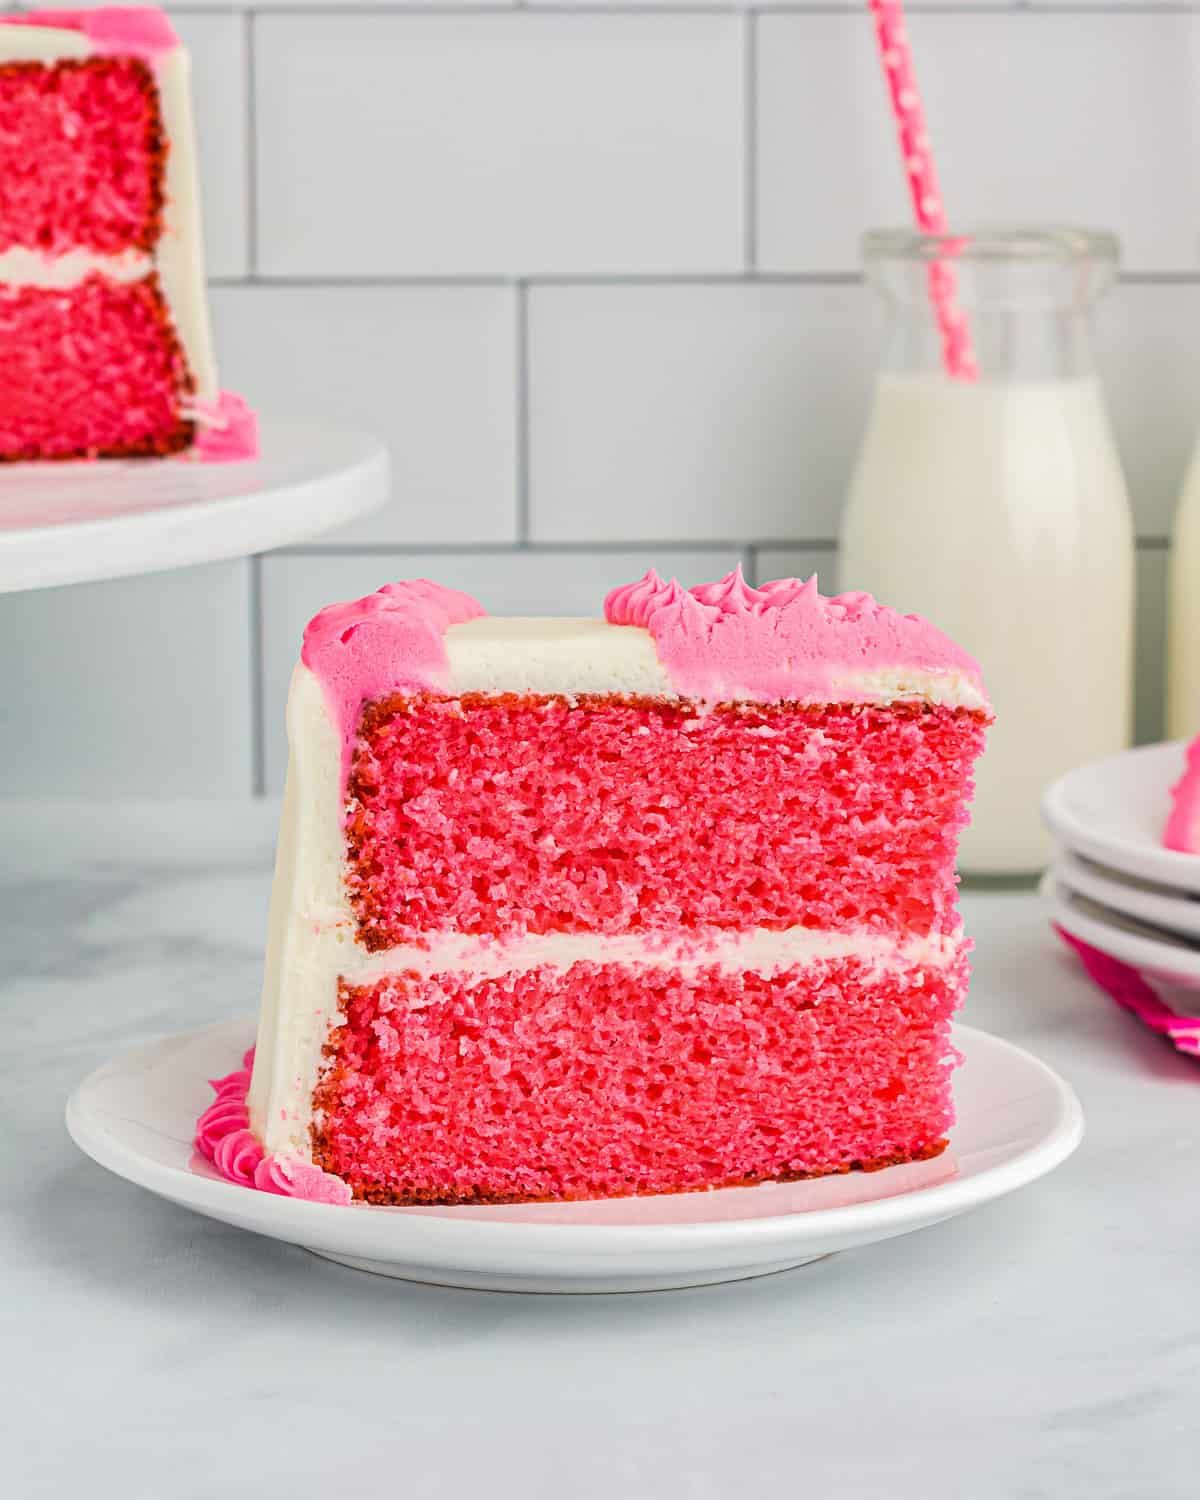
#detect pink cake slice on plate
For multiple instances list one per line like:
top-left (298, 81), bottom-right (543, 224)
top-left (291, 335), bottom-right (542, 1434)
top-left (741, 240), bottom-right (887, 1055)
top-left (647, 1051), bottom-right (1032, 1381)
top-left (0, 7), bottom-right (254, 460)
top-left (198, 570), bottom-right (991, 1206)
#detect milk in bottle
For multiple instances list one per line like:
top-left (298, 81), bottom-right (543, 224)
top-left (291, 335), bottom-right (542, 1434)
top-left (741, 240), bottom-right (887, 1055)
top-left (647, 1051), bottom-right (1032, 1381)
top-left (840, 230), bottom-right (1134, 874)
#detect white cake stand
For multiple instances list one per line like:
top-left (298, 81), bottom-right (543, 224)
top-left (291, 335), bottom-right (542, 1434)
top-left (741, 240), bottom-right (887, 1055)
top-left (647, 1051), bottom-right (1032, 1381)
top-left (0, 422), bottom-right (388, 593)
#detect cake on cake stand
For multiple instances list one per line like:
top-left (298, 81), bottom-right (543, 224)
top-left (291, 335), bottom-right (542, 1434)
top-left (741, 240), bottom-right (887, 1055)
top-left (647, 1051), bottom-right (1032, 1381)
top-left (0, 423), bottom-right (388, 593)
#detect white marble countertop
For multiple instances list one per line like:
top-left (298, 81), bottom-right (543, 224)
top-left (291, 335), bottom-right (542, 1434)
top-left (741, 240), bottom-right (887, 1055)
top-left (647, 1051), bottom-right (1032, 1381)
top-left (3, 802), bottom-right (1197, 1499)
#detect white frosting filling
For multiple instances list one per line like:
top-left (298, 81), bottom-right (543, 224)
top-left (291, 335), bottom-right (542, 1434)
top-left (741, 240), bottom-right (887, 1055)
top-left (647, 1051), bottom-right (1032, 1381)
top-left (446, 617), bottom-right (987, 709)
top-left (0, 24), bottom-right (218, 403)
top-left (0, 25), bottom-right (91, 63)
top-left (248, 663), bottom-right (966, 1159)
top-left (0, 246), bottom-right (152, 286)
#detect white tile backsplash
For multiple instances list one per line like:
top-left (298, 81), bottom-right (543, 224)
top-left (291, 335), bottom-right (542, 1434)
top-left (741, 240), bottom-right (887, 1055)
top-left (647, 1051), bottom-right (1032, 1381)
top-left (0, 564), bottom-right (252, 798)
top-left (8, 4), bottom-right (1195, 796)
top-left (210, 285), bottom-right (518, 545)
top-left (171, 13), bottom-right (248, 280)
top-left (528, 283), bottom-right (883, 543)
top-left (253, 13), bottom-right (744, 278)
top-left (259, 548), bottom-right (744, 791)
top-left (756, 13), bottom-right (1200, 275)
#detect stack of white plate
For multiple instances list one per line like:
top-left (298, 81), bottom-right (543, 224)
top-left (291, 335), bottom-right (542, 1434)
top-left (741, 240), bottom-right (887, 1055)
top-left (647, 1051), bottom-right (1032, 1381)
top-left (1042, 741), bottom-right (1200, 991)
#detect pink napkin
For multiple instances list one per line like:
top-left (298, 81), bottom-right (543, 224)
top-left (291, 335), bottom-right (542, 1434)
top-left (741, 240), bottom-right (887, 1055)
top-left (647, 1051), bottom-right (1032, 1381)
top-left (1054, 926), bottom-right (1200, 1061)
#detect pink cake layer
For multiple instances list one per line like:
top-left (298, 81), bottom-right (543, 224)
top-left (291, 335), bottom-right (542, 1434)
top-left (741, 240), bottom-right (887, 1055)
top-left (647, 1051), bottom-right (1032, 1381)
top-left (312, 955), bottom-right (965, 1205)
top-left (0, 273), bottom-right (192, 459)
top-left (346, 696), bottom-right (986, 948)
top-left (0, 56), bottom-right (165, 255)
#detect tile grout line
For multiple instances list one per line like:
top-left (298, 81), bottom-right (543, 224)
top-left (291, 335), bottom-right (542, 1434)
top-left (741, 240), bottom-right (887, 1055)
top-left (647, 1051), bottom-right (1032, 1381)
top-left (204, 272), bottom-right (1200, 290)
top-left (515, 281), bottom-right (532, 543)
top-left (243, 11), bottom-right (258, 277)
top-left (277, 537), bottom-right (1170, 557)
top-left (278, 539), bottom-right (841, 557)
top-left (743, 10), bottom-right (757, 275)
top-left (205, 272), bottom-right (868, 289)
top-left (218, 5), bottom-right (1036, 16)
top-left (248, 555), bottom-right (267, 798)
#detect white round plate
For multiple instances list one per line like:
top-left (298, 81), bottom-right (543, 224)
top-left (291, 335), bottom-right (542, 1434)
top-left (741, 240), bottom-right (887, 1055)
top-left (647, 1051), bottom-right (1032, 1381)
top-left (0, 422), bottom-right (387, 593)
top-left (67, 1019), bottom-right (1083, 1294)
top-left (1042, 742), bottom-right (1200, 894)
top-left (1041, 869), bottom-right (1200, 992)
top-left (1054, 848), bottom-right (1200, 942)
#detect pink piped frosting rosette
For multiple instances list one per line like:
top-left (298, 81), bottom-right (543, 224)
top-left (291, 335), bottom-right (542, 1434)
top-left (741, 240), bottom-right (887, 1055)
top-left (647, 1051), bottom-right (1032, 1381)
top-left (604, 567), bottom-right (982, 705)
top-left (194, 1047), bottom-right (352, 1204)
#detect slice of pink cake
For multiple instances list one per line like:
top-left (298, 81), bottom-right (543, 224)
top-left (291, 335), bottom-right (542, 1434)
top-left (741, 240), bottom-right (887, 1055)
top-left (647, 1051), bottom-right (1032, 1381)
top-left (198, 570), bottom-right (990, 1206)
top-left (0, 8), bottom-right (254, 460)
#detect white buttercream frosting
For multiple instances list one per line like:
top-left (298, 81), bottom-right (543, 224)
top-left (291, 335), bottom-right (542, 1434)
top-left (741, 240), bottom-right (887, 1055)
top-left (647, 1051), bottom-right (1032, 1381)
top-left (0, 247), bottom-right (152, 287)
top-left (445, 617), bottom-right (985, 709)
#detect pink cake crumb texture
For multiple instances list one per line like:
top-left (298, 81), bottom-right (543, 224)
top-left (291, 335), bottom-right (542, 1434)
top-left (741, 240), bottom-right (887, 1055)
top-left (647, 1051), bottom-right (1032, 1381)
top-left (0, 54), bottom-right (165, 256)
top-left (1164, 735), bottom-right (1200, 853)
top-left (195, 1047), bottom-right (352, 1204)
top-left (3, 9), bottom-right (178, 59)
top-left (604, 567), bottom-right (983, 705)
top-left (312, 956), bottom-right (965, 1205)
top-left (0, 274), bottom-right (192, 459)
top-left (346, 697), bottom-right (985, 948)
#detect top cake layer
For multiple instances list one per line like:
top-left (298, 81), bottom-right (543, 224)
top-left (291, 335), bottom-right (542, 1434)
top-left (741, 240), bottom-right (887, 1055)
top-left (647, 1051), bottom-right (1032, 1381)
top-left (301, 570), bottom-right (987, 783)
top-left (0, 10), bottom-right (177, 256)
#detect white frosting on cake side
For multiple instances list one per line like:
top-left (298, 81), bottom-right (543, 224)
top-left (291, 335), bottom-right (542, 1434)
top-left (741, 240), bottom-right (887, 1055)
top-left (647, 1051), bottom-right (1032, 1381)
top-left (248, 661), bottom-right (969, 1160)
top-left (153, 42), bottom-right (218, 401)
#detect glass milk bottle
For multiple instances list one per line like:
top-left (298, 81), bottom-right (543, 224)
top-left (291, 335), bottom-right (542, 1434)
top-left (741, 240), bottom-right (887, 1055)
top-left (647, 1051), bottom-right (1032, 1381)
top-left (1167, 443), bottom-right (1200, 740)
top-left (840, 228), bottom-right (1134, 874)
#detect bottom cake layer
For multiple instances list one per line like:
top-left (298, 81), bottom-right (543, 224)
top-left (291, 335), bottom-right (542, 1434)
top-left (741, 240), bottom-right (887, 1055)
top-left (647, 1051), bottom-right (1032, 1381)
top-left (0, 273), bottom-right (193, 460)
top-left (310, 955), bottom-right (966, 1205)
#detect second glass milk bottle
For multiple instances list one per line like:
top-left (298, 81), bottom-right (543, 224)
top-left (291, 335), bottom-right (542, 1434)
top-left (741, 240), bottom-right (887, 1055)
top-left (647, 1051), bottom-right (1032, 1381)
top-left (840, 228), bottom-right (1134, 875)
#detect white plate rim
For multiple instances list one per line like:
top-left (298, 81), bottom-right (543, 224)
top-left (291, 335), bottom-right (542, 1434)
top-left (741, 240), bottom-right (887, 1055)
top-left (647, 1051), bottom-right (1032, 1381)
top-left (66, 1020), bottom-right (1084, 1262)
top-left (1040, 868), bottom-right (1200, 983)
top-left (1053, 848), bottom-right (1200, 941)
top-left (1042, 741), bottom-right (1200, 893)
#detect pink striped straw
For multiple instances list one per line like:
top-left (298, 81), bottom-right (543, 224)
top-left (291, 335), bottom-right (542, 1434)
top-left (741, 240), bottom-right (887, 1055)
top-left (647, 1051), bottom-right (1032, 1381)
top-left (868, 1), bottom-right (977, 381)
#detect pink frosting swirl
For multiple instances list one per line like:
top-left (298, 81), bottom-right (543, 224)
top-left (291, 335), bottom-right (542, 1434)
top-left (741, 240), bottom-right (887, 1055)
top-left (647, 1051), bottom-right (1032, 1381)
top-left (192, 392), bottom-right (259, 463)
top-left (688, 565), bottom-right (770, 613)
top-left (195, 1097), bottom-right (250, 1162)
top-left (254, 1154), bottom-right (353, 1206)
top-left (302, 579), bottom-right (487, 792)
top-left (194, 1045), bottom-right (354, 1204)
top-left (213, 1128), bottom-right (263, 1186)
top-left (602, 569), bottom-right (687, 629)
top-left (603, 567), bottom-right (984, 706)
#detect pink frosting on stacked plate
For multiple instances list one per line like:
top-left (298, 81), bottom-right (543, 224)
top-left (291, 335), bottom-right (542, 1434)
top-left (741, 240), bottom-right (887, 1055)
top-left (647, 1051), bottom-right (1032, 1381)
top-left (1164, 736), bottom-right (1200, 853)
top-left (604, 567), bottom-right (983, 704)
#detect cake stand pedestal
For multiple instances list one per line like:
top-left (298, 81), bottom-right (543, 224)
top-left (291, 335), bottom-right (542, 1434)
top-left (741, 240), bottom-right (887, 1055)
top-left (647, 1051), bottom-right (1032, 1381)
top-left (0, 423), bottom-right (388, 593)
